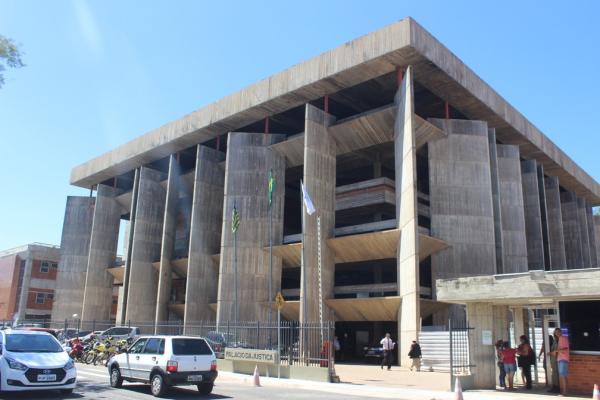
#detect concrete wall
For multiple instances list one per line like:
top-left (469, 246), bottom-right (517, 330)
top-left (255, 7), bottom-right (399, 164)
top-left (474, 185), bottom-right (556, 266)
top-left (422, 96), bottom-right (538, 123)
top-left (52, 196), bottom-right (95, 321)
top-left (216, 132), bottom-right (285, 323)
top-left (81, 184), bottom-right (122, 322)
top-left (184, 146), bottom-right (224, 327)
top-left (466, 303), bottom-right (496, 389)
top-left (521, 160), bottom-right (544, 270)
top-left (544, 176), bottom-right (567, 270)
top-left (561, 191), bottom-right (583, 269)
top-left (124, 167), bottom-right (166, 323)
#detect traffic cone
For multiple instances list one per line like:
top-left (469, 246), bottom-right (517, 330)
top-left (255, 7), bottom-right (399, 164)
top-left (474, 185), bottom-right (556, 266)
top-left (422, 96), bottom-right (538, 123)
top-left (593, 383), bottom-right (600, 399)
top-left (253, 365), bottom-right (261, 387)
top-left (454, 377), bottom-right (464, 400)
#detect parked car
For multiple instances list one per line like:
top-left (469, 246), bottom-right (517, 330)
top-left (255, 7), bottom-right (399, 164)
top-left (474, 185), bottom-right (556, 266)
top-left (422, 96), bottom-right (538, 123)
top-left (0, 329), bottom-right (76, 394)
top-left (97, 326), bottom-right (140, 342)
top-left (363, 343), bottom-right (384, 361)
top-left (205, 331), bottom-right (251, 359)
top-left (107, 336), bottom-right (218, 397)
top-left (18, 327), bottom-right (59, 339)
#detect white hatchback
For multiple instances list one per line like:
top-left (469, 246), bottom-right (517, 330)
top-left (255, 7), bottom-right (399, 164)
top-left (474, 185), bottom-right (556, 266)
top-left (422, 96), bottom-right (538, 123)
top-left (0, 329), bottom-right (76, 394)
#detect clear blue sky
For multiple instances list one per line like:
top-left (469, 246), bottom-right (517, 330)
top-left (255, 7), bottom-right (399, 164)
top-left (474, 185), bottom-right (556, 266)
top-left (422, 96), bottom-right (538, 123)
top-left (1, 0), bottom-right (599, 250)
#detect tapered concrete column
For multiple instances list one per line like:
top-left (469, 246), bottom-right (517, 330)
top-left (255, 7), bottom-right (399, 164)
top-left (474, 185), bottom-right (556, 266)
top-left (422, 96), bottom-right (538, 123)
top-left (488, 130), bottom-right (504, 274)
top-left (588, 207), bottom-right (598, 268)
top-left (52, 196), bottom-right (95, 321)
top-left (512, 307), bottom-right (528, 346)
top-left (561, 191), bottom-right (583, 269)
top-left (394, 67), bottom-right (420, 367)
top-left (577, 198), bottom-right (591, 267)
top-left (300, 104), bottom-right (336, 325)
top-left (492, 305), bottom-right (510, 343)
top-left (15, 250), bottom-right (33, 319)
top-left (217, 132), bottom-right (285, 323)
top-left (184, 146), bottom-right (224, 328)
top-left (124, 167), bottom-right (166, 323)
top-left (466, 303), bottom-right (496, 389)
top-left (595, 216), bottom-right (600, 261)
top-left (544, 176), bottom-right (567, 270)
top-left (521, 160), bottom-right (544, 270)
top-left (81, 184), bottom-right (122, 323)
top-left (496, 145), bottom-right (527, 274)
top-left (537, 165), bottom-right (551, 269)
top-left (155, 156), bottom-right (180, 330)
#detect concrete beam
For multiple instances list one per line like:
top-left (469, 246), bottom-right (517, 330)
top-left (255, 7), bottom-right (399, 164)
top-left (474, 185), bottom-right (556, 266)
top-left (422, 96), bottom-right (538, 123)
top-left (81, 185), bottom-right (122, 323)
top-left (184, 146), bottom-right (224, 328)
top-left (52, 196), bottom-right (95, 321)
top-left (544, 176), bottom-right (567, 270)
top-left (521, 160), bottom-right (545, 270)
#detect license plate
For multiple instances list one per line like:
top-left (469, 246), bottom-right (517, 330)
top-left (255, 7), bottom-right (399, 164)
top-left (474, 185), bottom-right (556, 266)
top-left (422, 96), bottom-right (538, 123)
top-left (187, 375), bottom-right (203, 382)
top-left (37, 374), bottom-right (57, 382)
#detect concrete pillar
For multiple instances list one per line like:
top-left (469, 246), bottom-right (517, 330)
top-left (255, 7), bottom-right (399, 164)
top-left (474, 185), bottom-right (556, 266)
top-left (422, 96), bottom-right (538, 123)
top-left (561, 191), bottom-right (583, 269)
top-left (184, 146), bottom-right (224, 328)
top-left (577, 198), bottom-right (591, 267)
top-left (155, 155), bottom-right (180, 330)
top-left (15, 250), bottom-right (33, 319)
top-left (81, 184), bottom-right (122, 323)
top-left (496, 145), bottom-right (528, 274)
top-left (595, 215), bottom-right (600, 263)
top-left (492, 305), bottom-right (510, 343)
top-left (466, 303), bottom-right (496, 389)
top-left (488, 130), bottom-right (504, 274)
top-left (521, 160), bottom-right (545, 270)
top-left (53, 196), bottom-right (95, 321)
top-left (537, 165), bottom-right (551, 270)
top-left (216, 132), bottom-right (285, 323)
top-left (124, 167), bottom-right (166, 323)
top-left (394, 67), bottom-right (421, 367)
top-left (586, 204), bottom-right (598, 268)
top-left (300, 104), bottom-right (336, 324)
top-left (512, 307), bottom-right (528, 346)
top-left (544, 176), bottom-right (567, 270)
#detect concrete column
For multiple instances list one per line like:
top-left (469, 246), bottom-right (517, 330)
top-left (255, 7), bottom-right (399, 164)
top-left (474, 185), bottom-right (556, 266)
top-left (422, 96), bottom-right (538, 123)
top-left (595, 215), bottom-right (600, 262)
top-left (492, 305), bottom-right (510, 343)
top-left (466, 303), bottom-right (496, 389)
top-left (544, 176), bottom-right (567, 270)
top-left (124, 167), bottom-right (166, 323)
top-left (496, 145), bottom-right (528, 274)
top-left (81, 184), bottom-right (122, 323)
top-left (488, 130), bottom-right (504, 274)
top-left (184, 146), bottom-right (224, 328)
top-left (588, 207), bottom-right (598, 267)
top-left (52, 196), bottom-right (95, 321)
top-left (521, 160), bottom-right (545, 270)
top-left (577, 198), bottom-right (591, 267)
top-left (512, 307), bottom-right (528, 346)
top-left (16, 250), bottom-right (33, 319)
top-left (217, 132), bottom-right (285, 323)
top-left (300, 104), bottom-right (336, 324)
top-left (561, 191), bottom-right (583, 269)
top-left (155, 155), bottom-right (180, 330)
top-left (537, 165), bottom-right (551, 269)
top-left (394, 67), bottom-right (420, 367)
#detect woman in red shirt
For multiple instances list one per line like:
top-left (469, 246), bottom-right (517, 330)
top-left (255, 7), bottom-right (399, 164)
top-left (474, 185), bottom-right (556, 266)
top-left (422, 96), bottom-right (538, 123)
top-left (501, 341), bottom-right (518, 390)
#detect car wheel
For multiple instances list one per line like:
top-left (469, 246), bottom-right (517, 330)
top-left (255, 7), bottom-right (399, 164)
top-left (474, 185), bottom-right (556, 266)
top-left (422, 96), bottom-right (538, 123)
top-left (110, 366), bottom-right (123, 388)
top-left (60, 388), bottom-right (74, 395)
top-left (150, 373), bottom-right (167, 397)
top-left (197, 382), bottom-right (214, 395)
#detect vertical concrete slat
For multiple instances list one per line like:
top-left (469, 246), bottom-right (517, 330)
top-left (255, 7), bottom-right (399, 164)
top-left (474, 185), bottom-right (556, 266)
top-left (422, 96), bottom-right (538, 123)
top-left (184, 146), bottom-right (225, 328)
top-left (488, 129), bottom-right (504, 274)
top-left (394, 66), bottom-right (420, 367)
top-left (155, 155), bottom-right (180, 330)
top-left (537, 165), bottom-right (551, 270)
top-left (466, 303), bottom-right (496, 389)
top-left (216, 133), bottom-right (285, 323)
top-left (52, 196), bottom-right (95, 321)
top-left (544, 176), bottom-right (567, 270)
top-left (124, 167), bottom-right (166, 323)
top-left (561, 191), bottom-right (583, 269)
top-left (15, 250), bottom-right (33, 319)
top-left (577, 198), bottom-right (591, 268)
top-left (586, 204), bottom-right (598, 268)
top-left (521, 159), bottom-right (545, 270)
top-left (81, 185), bottom-right (122, 323)
top-left (300, 104), bottom-right (336, 324)
top-left (595, 215), bottom-right (600, 263)
top-left (496, 145), bottom-right (528, 274)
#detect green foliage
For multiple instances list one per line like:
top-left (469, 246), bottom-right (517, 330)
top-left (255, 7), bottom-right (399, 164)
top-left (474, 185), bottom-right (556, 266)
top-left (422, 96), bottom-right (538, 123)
top-left (0, 35), bottom-right (25, 88)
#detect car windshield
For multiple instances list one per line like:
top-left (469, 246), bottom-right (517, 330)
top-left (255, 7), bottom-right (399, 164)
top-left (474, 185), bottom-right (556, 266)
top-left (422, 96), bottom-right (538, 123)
top-left (6, 334), bottom-right (63, 353)
top-left (172, 339), bottom-right (212, 355)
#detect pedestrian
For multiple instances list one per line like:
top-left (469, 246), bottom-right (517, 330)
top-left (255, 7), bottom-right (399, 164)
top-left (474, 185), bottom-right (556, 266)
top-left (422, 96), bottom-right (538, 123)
top-left (495, 339), bottom-right (506, 388)
top-left (333, 336), bottom-right (341, 361)
top-left (550, 328), bottom-right (569, 396)
top-left (501, 341), bottom-right (517, 391)
top-left (517, 335), bottom-right (534, 390)
top-left (380, 333), bottom-right (395, 370)
top-left (547, 333), bottom-right (560, 393)
top-left (408, 340), bottom-right (422, 371)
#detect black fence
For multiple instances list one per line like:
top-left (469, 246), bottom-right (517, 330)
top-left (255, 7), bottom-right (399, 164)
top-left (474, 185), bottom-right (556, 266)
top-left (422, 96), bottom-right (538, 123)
top-left (449, 318), bottom-right (474, 382)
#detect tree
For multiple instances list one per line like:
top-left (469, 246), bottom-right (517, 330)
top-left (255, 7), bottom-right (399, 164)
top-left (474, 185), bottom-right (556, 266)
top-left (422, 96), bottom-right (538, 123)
top-left (0, 35), bottom-right (25, 88)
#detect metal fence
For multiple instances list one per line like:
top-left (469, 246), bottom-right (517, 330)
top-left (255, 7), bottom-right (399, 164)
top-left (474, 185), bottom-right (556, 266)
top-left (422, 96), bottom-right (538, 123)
top-left (449, 318), bottom-right (473, 381)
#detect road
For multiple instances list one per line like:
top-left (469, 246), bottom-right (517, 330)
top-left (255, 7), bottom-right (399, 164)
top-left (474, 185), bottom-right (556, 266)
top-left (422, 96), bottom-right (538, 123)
top-left (0, 364), bottom-right (386, 400)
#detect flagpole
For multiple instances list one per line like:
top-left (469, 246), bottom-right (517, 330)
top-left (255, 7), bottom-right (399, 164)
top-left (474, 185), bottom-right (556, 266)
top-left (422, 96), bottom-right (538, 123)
top-left (268, 170), bottom-right (273, 335)
top-left (300, 180), bottom-right (307, 322)
top-left (233, 201), bottom-right (239, 323)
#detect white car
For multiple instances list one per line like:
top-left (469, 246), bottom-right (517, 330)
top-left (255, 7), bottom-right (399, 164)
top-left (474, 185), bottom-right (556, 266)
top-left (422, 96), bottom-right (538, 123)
top-left (0, 329), bottom-right (76, 394)
top-left (107, 335), bottom-right (217, 397)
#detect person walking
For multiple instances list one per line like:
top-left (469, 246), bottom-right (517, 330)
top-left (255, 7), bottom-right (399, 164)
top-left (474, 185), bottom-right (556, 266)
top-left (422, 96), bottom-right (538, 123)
top-left (408, 340), bottom-right (422, 371)
top-left (548, 332), bottom-right (560, 393)
top-left (550, 328), bottom-right (570, 396)
top-left (501, 341), bottom-right (518, 391)
top-left (517, 335), bottom-right (534, 390)
top-left (495, 339), bottom-right (506, 388)
top-left (380, 333), bottom-right (395, 370)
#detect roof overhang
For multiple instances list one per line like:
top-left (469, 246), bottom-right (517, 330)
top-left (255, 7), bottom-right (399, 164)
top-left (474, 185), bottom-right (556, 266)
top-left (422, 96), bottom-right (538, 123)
top-left (70, 18), bottom-right (600, 204)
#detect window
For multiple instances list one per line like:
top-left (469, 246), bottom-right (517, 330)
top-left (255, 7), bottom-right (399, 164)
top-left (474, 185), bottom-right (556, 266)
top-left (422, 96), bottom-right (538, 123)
top-left (40, 261), bottom-right (49, 273)
top-left (51, 262), bottom-right (58, 269)
top-left (560, 300), bottom-right (600, 352)
top-left (35, 293), bottom-right (45, 304)
top-left (104, 327), bottom-right (131, 336)
top-left (46, 293), bottom-right (53, 301)
top-left (129, 338), bottom-right (147, 354)
top-left (171, 338), bottom-right (212, 355)
top-left (142, 338), bottom-right (163, 354)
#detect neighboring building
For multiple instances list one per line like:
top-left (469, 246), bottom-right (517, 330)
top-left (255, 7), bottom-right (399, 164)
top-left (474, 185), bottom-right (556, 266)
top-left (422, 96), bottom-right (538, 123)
top-left (0, 243), bottom-right (61, 321)
top-left (53, 18), bottom-right (600, 390)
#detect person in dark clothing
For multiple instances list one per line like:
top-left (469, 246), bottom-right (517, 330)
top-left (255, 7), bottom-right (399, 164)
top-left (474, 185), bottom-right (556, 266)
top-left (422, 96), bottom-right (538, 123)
top-left (517, 335), bottom-right (534, 390)
top-left (408, 340), bottom-right (422, 371)
top-left (495, 339), bottom-right (506, 388)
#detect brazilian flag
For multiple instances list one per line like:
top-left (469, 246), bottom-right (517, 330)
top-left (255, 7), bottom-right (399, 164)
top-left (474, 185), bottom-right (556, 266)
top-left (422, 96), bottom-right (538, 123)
top-left (268, 169), bottom-right (275, 208)
top-left (231, 204), bottom-right (240, 233)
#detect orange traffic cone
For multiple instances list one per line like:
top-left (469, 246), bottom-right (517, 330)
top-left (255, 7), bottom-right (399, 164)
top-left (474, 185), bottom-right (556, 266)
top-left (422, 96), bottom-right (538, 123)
top-left (454, 377), bottom-right (464, 400)
top-left (253, 365), bottom-right (261, 387)
top-left (593, 383), bottom-right (600, 399)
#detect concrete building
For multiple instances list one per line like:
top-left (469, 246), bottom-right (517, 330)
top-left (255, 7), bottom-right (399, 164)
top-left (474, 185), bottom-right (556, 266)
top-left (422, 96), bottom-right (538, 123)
top-left (0, 243), bottom-right (61, 321)
top-left (54, 18), bottom-right (600, 390)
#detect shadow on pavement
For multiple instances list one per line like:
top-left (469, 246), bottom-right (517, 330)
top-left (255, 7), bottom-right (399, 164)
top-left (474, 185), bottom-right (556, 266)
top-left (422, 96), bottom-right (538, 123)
top-left (118, 384), bottom-right (232, 399)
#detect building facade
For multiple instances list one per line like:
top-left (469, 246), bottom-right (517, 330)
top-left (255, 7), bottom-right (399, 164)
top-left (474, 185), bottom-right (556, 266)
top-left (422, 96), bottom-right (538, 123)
top-left (53, 18), bottom-right (600, 384)
top-left (0, 243), bottom-right (61, 321)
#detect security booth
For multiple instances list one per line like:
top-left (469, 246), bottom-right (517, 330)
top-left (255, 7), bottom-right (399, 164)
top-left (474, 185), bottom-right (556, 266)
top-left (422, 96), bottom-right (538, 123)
top-left (436, 268), bottom-right (600, 394)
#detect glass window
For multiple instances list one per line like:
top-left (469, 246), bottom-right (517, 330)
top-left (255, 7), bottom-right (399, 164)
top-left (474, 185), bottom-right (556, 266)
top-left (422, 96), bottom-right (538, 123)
top-left (158, 339), bottom-right (165, 354)
top-left (6, 334), bottom-right (62, 353)
top-left (40, 261), bottom-right (49, 273)
top-left (46, 293), bottom-right (53, 301)
top-left (35, 293), bottom-right (45, 304)
top-left (142, 338), bottom-right (161, 354)
top-left (104, 327), bottom-right (131, 336)
top-left (128, 338), bottom-right (147, 354)
top-left (560, 300), bottom-right (600, 352)
top-left (171, 338), bottom-right (212, 355)
top-left (51, 262), bottom-right (58, 269)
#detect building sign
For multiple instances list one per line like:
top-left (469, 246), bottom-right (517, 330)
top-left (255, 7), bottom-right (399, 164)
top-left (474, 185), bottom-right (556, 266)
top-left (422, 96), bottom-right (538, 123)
top-left (224, 348), bottom-right (278, 364)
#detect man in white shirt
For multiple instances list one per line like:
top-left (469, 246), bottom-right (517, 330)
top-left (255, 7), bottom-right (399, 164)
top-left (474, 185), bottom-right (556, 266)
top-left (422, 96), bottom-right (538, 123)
top-left (380, 333), bottom-right (395, 370)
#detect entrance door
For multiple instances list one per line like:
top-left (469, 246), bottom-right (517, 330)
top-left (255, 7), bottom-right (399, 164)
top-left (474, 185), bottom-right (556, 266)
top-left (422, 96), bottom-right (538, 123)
top-left (542, 314), bottom-right (560, 388)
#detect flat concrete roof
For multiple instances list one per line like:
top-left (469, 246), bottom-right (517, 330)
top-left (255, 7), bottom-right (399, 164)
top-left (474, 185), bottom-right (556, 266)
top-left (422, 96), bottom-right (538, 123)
top-left (70, 18), bottom-right (600, 204)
